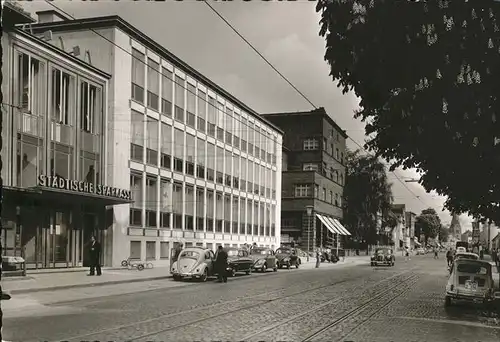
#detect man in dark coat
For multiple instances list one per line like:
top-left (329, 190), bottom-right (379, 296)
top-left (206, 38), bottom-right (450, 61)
top-left (215, 246), bottom-right (228, 283)
top-left (88, 235), bottom-right (102, 276)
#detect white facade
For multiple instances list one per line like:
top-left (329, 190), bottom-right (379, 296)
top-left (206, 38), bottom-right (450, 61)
top-left (34, 17), bottom-right (282, 267)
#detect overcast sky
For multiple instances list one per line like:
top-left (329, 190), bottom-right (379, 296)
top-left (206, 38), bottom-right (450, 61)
top-left (19, 0), bottom-right (473, 232)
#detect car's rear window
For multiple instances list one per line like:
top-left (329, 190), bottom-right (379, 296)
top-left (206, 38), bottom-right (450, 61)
top-left (457, 263), bottom-right (488, 275)
top-left (456, 254), bottom-right (478, 260)
top-left (180, 251), bottom-right (200, 259)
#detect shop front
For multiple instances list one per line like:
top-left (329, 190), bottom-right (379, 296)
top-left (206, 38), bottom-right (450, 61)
top-left (2, 175), bottom-right (132, 270)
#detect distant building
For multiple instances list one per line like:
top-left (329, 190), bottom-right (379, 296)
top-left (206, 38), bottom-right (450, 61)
top-left (405, 211), bottom-right (416, 247)
top-left (449, 213), bottom-right (462, 240)
top-left (390, 204), bottom-right (406, 250)
top-left (262, 108), bottom-right (351, 253)
top-left (461, 230), bottom-right (473, 244)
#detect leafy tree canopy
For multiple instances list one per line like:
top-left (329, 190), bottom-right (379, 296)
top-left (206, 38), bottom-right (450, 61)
top-left (343, 150), bottom-right (394, 244)
top-left (415, 208), bottom-right (442, 241)
top-left (317, 0), bottom-right (500, 223)
top-left (439, 225), bottom-right (450, 242)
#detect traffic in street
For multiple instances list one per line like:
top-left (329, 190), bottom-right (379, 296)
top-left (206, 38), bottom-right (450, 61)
top-left (4, 253), bottom-right (500, 342)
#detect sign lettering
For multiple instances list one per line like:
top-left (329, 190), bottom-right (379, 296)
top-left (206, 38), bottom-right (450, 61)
top-left (38, 175), bottom-right (132, 201)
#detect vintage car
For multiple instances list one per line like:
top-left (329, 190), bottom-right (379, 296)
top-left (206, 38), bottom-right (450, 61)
top-left (249, 247), bottom-right (278, 272)
top-left (171, 247), bottom-right (215, 282)
top-left (456, 247), bottom-right (467, 254)
top-left (445, 259), bottom-right (500, 307)
top-left (371, 248), bottom-right (395, 267)
top-left (226, 248), bottom-right (254, 276)
top-left (275, 247), bottom-right (300, 269)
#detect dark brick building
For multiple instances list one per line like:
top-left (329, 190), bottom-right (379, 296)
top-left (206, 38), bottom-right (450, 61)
top-left (262, 108), bottom-right (351, 254)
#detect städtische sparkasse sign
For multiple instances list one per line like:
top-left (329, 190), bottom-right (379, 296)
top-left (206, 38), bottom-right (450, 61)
top-left (38, 175), bottom-right (132, 201)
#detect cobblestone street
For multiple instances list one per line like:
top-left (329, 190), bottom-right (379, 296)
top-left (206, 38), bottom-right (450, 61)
top-left (3, 254), bottom-right (500, 342)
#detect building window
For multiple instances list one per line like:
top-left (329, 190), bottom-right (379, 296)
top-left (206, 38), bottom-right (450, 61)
top-left (207, 190), bottom-right (215, 232)
top-left (330, 190), bottom-right (334, 204)
top-left (215, 192), bottom-right (223, 233)
top-left (225, 108), bottom-right (233, 146)
top-left (160, 178), bottom-right (171, 228)
top-left (130, 241), bottom-right (141, 259)
top-left (146, 176), bottom-right (157, 227)
top-left (207, 96), bottom-right (216, 137)
top-left (340, 152), bottom-right (344, 164)
top-left (50, 142), bottom-right (72, 179)
top-left (322, 188), bottom-right (326, 201)
top-left (146, 241), bottom-right (156, 260)
top-left (130, 173), bottom-right (143, 226)
top-left (185, 185), bottom-right (195, 230)
top-left (186, 134), bottom-right (195, 176)
top-left (173, 128), bottom-right (184, 172)
top-left (174, 75), bottom-right (185, 122)
top-left (314, 185), bottom-right (319, 198)
top-left (196, 188), bottom-right (204, 231)
top-left (17, 53), bottom-right (45, 115)
top-left (16, 135), bottom-right (43, 188)
top-left (172, 182), bottom-right (183, 229)
top-left (161, 68), bottom-right (173, 116)
top-left (216, 102), bottom-right (225, 141)
top-left (240, 118), bottom-right (248, 153)
top-left (240, 159), bottom-right (247, 192)
top-left (187, 83), bottom-right (196, 128)
top-left (147, 59), bottom-right (160, 111)
top-left (232, 154), bottom-right (240, 189)
top-left (161, 123), bottom-right (172, 169)
top-left (51, 68), bottom-right (74, 126)
top-left (146, 118), bottom-right (158, 166)
top-left (303, 139), bottom-right (319, 150)
top-left (80, 81), bottom-right (102, 134)
top-left (336, 148), bottom-right (340, 160)
top-left (340, 173), bottom-right (344, 185)
top-left (239, 198), bottom-right (246, 234)
top-left (131, 49), bottom-right (145, 103)
top-left (233, 110), bottom-right (240, 149)
top-left (160, 241), bottom-right (169, 259)
top-left (335, 193), bottom-right (339, 206)
top-left (246, 200), bottom-right (252, 234)
top-left (225, 150), bottom-right (232, 187)
top-left (232, 197), bottom-right (239, 234)
top-left (224, 194), bottom-right (231, 233)
top-left (207, 143), bottom-right (215, 181)
top-left (303, 163), bottom-right (318, 171)
top-left (294, 184), bottom-right (311, 197)
top-left (197, 90), bottom-right (206, 132)
top-left (247, 161), bottom-right (254, 194)
top-left (80, 151), bottom-right (99, 184)
top-left (216, 147), bottom-right (224, 184)
top-left (131, 110), bottom-right (144, 162)
top-left (197, 137), bottom-right (205, 179)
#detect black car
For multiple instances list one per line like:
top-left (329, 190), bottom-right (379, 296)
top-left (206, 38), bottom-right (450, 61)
top-left (276, 247), bottom-right (300, 269)
top-left (371, 248), bottom-right (395, 266)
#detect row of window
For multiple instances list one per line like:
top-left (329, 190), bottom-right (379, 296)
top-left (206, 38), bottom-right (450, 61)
top-left (302, 163), bottom-right (344, 185)
top-left (130, 114), bottom-right (277, 199)
top-left (129, 240), bottom-right (273, 260)
top-left (17, 51), bottom-right (103, 135)
top-left (129, 173), bottom-right (276, 236)
top-left (303, 138), bottom-right (344, 164)
top-left (131, 49), bottom-right (277, 165)
top-left (294, 184), bottom-right (342, 207)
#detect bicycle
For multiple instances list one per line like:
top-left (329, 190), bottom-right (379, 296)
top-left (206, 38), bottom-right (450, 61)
top-left (120, 257), bottom-right (154, 271)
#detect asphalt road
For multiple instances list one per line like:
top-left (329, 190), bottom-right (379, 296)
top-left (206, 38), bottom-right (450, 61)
top-left (3, 255), bottom-right (500, 342)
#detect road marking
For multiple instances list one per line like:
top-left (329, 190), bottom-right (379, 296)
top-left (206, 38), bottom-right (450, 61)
top-left (394, 316), bottom-right (500, 329)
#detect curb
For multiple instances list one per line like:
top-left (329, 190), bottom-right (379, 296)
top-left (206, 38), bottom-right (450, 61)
top-left (7, 275), bottom-right (171, 295)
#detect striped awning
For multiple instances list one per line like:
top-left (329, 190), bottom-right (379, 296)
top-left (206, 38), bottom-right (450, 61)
top-left (316, 213), bottom-right (339, 235)
top-left (331, 218), bottom-right (352, 236)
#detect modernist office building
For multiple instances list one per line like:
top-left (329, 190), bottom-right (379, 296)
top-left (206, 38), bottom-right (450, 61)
top-left (1, 4), bottom-right (132, 269)
top-left (28, 10), bottom-right (283, 267)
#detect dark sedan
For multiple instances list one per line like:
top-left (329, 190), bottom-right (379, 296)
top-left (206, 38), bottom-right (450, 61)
top-left (371, 248), bottom-right (395, 267)
top-left (275, 247), bottom-right (300, 269)
top-left (226, 248), bottom-right (254, 276)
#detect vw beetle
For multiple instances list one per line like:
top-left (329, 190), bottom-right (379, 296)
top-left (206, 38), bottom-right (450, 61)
top-left (226, 247), bottom-right (254, 276)
top-left (249, 247), bottom-right (278, 273)
top-left (171, 247), bottom-right (215, 282)
top-left (275, 247), bottom-right (300, 269)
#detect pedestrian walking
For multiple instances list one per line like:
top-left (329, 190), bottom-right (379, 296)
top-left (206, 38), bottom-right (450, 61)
top-left (88, 235), bottom-right (102, 276)
top-left (172, 243), bottom-right (183, 263)
top-left (479, 249), bottom-right (484, 260)
top-left (446, 248), bottom-right (453, 268)
top-left (405, 246), bottom-right (410, 261)
top-left (433, 246), bottom-right (438, 259)
top-left (215, 245), bottom-right (228, 283)
top-left (315, 250), bottom-right (321, 268)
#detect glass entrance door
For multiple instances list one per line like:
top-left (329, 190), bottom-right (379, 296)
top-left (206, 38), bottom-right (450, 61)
top-left (40, 210), bottom-right (70, 268)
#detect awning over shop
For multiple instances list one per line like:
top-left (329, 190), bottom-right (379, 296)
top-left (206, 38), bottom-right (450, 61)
top-left (316, 214), bottom-right (339, 235)
top-left (331, 218), bottom-right (352, 236)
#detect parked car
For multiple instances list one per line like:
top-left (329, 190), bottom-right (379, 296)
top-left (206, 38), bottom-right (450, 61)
top-left (249, 247), bottom-right (278, 272)
top-left (275, 247), bottom-right (300, 269)
top-left (416, 248), bottom-right (425, 255)
top-left (371, 248), bottom-right (395, 267)
top-left (226, 247), bottom-right (254, 276)
top-left (455, 252), bottom-right (479, 261)
top-left (445, 259), bottom-right (500, 307)
top-left (171, 247), bottom-right (215, 282)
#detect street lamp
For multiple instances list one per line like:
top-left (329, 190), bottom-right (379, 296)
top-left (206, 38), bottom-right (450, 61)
top-left (306, 205), bottom-right (314, 262)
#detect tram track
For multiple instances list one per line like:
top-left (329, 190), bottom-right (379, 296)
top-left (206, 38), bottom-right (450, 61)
top-left (239, 273), bottom-right (419, 341)
top-left (59, 268), bottom-right (416, 342)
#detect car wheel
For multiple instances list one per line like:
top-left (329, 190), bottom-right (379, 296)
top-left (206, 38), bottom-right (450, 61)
top-left (296, 263), bottom-right (299, 269)
top-left (298, 259), bottom-right (301, 265)
top-left (173, 275), bottom-right (180, 281)
top-left (286, 263), bottom-right (290, 270)
top-left (445, 296), bottom-right (452, 307)
top-left (246, 268), bottom-right (251, 275)
top-left (200, 269), bottom-right (208, 282)
top-left (261, 264), bottom-right (267, 273)
top-left (121, 260), bottom-right (129, 267)
top-left (230, 268), bottom-right (236, 277)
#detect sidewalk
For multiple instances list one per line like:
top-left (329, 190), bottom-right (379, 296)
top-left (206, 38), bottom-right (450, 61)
top-left (2, 256), bottom-right (367, 295)
top-left (2, 266), bottom-right (171, 295)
